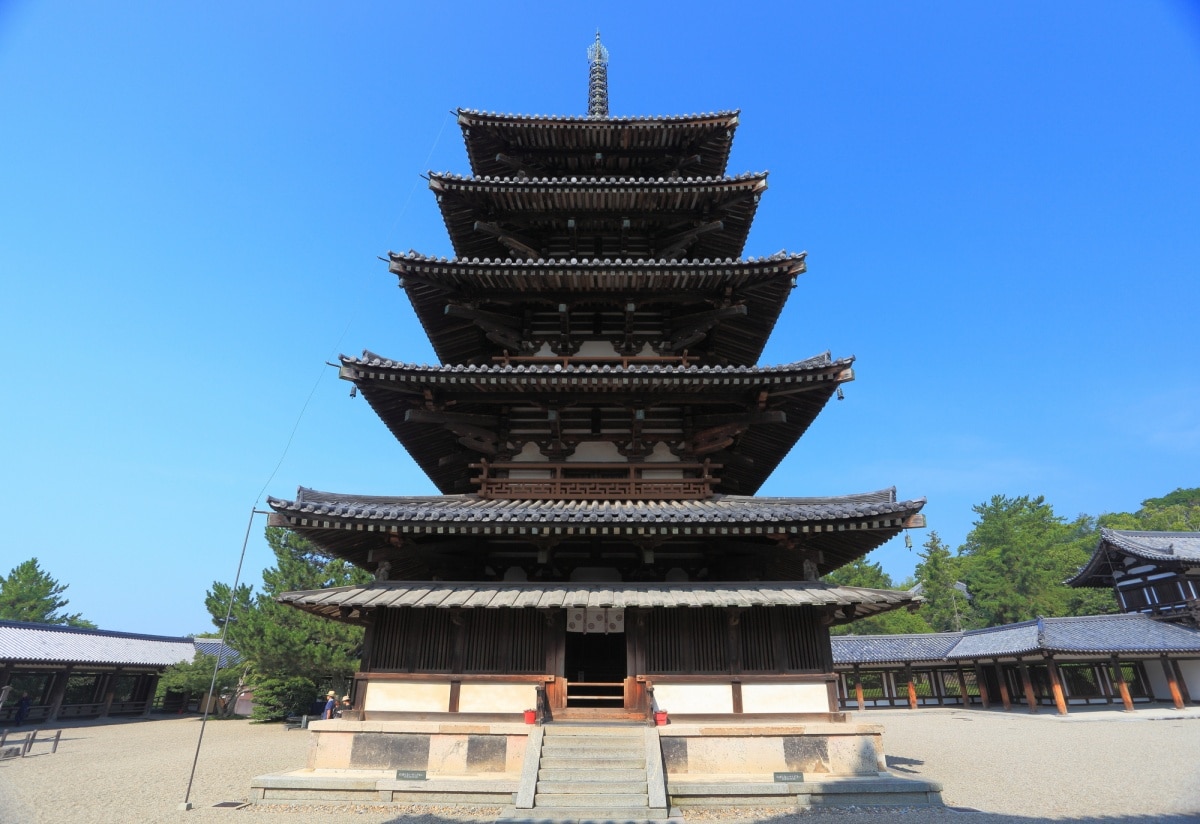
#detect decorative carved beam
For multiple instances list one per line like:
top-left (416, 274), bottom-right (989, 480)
top-left (444, 304), bottom-right (526, 352)
top-left (663, 305), bottom-right (748, 351)
top-left (493, 153), bottom-right (539, 177)
top-left (405, 409), bottom-right (500, 428)
top-left (656, 220), bottom-right (724, 259)
top-left (472, 221), bottom-right (541, 259)
top-left (691, 410), bottom-right (787, 427)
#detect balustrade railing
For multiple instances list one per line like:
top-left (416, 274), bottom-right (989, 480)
top-left (470, 460), bottom-right (720, 500)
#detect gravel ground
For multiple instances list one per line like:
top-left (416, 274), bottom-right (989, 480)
top-left (0, 706), bottom-right (1197, 824)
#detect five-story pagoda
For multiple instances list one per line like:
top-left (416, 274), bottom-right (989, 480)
top-left (266, 35), bottom-right (926, 790)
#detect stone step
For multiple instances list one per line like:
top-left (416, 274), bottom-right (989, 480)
top-left (543, 724), bottom-right (644, 737)
top-left (538, 755), bottom-right (645, 770)
top-left (542, 736), bottom-right (641, 750)
top-left (536, 780), bottom-right (648, 795)
top-left (534, 792), bottom-right (650, 807)
top-left (539, 768), bottom-right (647, 782)
top-left (503, 807), bottom-right (671, 823)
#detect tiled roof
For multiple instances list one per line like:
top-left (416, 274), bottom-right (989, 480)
top-left (387, 249), bottom-right (806, 273)
top-left (1066, 529), bottom-right (1200, 586)
top-left (269, 487), bottom-right (919, 530)
top-left (341, 351), bottom-right (850, 385)
top-left (388, 252), bottom-right (805, 366)
top-left (833, 614), bottom-right (1200, 665)
top-left (0, 620), bottom-right (237, 668)
top-left (457, 108), bottom-right (740, 123)
top-left (1099, 529), bottom-right (1200, 562)
top-left (455, 110), bottom-right (741, 179)
top-left (428, 171), bottom-right (767, 186)
top-left (832, 632), bottom-right (962, 665)
top-left (278, 581), bottom-right (916, 625)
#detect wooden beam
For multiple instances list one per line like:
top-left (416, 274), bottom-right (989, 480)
top-left (1111, 655), bottom-right (1135, 712)
top-left (656, 220), bottom-right (723, 259)
top-left (1163, 655), bottom-right (1185, 710)
top-left (473, 221), bottom-right (540, 259)
top-left (1044, 655), bottom-right (1068, 715)
top-left (405, 409), bottom-right (500, 427)
top-left (692, 410), bottom-right (787, 427)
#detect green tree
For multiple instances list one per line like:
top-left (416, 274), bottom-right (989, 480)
top-left (913, 532), bottom-right (967, 631)
top-left (157, 652), bottom-right (246, 717)
top-left (957, 495), bottom-right (1114, 625)
top-left (206, 528), bottom-right (372, 693)
top-left (824, 559), bottom-right (932, 635)
top-left (1098, 487), bottom-right (1200, 532)
top-left (0, 558), bottom-right (96, 627)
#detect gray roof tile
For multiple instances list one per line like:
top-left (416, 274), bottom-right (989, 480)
top-left (0, 620), bottom-right (237, 668)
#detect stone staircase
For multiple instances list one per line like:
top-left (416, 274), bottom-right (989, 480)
top-left (505, 724), bottom-right (671, 823)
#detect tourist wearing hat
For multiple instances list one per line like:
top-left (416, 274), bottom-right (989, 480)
top-left (322, 690), bottom-right (336, 719)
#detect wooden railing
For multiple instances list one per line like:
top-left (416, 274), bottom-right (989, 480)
top-left (470, 460), bottom-right (721, 500)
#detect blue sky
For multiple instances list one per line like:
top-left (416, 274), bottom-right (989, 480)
top-left (1, 2), bottom-right (1197, 636)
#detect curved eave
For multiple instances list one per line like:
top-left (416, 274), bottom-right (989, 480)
top-left (456, 109), bottom-right (740, 179)
top-left (276, 579), bottom-right (916, 626)
top-left (429, 173), bottom-right (766, 262)
top-left (338, 355), bottom-right (854, 494)
top-left (1066, 529), bottom-right (1200, 587)
top-left (267, 489), bottom-right (926, 575)
top-left (388, 252), bottom-right (804, 366)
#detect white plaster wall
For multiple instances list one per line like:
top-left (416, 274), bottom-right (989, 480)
top-left (568, 441), bottom-right (623, 461)
top-left (1142, 658), bottom-right (1171, 700)
top-left (654, 684), bottom-right (733, 714)
top-left (1179, 659), bottom-right (1200, 698)
top-left (457, 683), bottom-right (538, 713)
top-left (363, 682), bottom-right (450, 712)
top-left (741, 683), bottom-right (832, 714)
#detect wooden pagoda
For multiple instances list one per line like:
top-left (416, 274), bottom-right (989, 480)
top-left (258, 35), bottom-right (934, 810)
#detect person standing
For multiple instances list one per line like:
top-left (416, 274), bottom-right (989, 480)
top-left (14, 692), bottom-right (32, 725)
top-left (322, 690), bottom-right (336, 720)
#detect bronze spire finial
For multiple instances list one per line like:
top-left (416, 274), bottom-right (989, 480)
top-left (587, 30), bottom-right (609, 119)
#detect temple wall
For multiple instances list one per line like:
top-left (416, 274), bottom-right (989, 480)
top-left (1180, 659), bottom-right (1200, 698)
top-left (660, 723), bottom-right (886, 777)
top-left (305, 721), bottom-right (530, 775)
top-left (741, 683), bottom-right (832, 714)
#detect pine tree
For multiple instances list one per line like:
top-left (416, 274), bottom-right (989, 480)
top-left (913, 532), bottom-right (967, 631)
top-left (205, 528), bottom-right (372, 691)
top-left (824, 559), bottom-right (932, 635)
top-left (0, 558), bottom-right (95, 627)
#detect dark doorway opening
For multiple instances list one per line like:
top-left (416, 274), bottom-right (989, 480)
top-left (563, 631), bottom-right (626, 708)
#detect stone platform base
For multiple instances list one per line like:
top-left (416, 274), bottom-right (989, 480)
top-left (250, 768), bottom-right (517, 805)
top-left (250, 717), bottom-right (943, 810)
top-left (667, 773), bottom-right (943, 808)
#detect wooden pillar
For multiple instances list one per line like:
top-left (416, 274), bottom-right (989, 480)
top-left (1017, 661), bottom-right (1038, 714)
top-left (994, 661), bottom-right (1012, 711)
top-left (955, 666), bottom-right (970, 708)
top-left (1111, 656), bottom-right (1134, 712)
top-left (100, 671), bottom-right (116, 718)
top-left (905, 665), bottom-right (918, 710)
top-left (1170, 659), bottom-right (1192, 705)
top-left (1044, 655), bottom-right (1068, 715)
top-left (46, 666), bottom-right (73, 722)
top-left (142, 674), bottom-right (160, 716)
top-left (1162, 655), bottom-right (1185, 710)
top-left (853, 665), bottom-right (865, 712)
top-left (973, 662), bottom-right (990, 709)
top-left (1097, 662), bottom-right (1115, 704)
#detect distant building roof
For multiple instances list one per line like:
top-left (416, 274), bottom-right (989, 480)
top-left (0, 620), bottom-right (238, 669)
top-left (1068, 528), bottom-right (1200, 587)
top-left (832, 613), bottom-right (1200, 665)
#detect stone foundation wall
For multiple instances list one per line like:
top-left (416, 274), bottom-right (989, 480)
top-left (660, 723), bottom-right (885, 777)
top-left (305, 721), bottom-right (530, 775)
